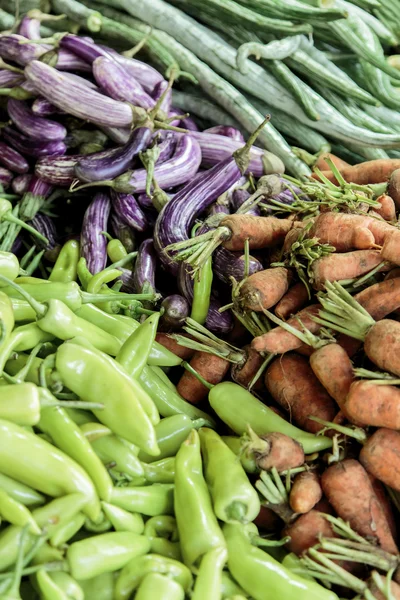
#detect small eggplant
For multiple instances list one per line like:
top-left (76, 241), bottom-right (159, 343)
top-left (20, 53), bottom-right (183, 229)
top-left (213, 247), bottom-right (263, 284)
top-left (3, 126), bottom-right (66, 159)
top-left (59, 34), bottom-right (111, 64)
top-left (204, 125), bottom-right (245, 142)
top-left (31, 97), bottom-right (63, 117)
top-left (0, 142), bottom-right (29, 174)
top-left (0, 167), bottom-right (13, 189)
top-left (0, 34), bottom-right (47, 66)
top-left (55, 49), bottom-right (92, 72)
top-left (0, 70), bottom-right (24, 89)
top-left (11, 173), bottom-right (32, 195)
top-left (231, 188), bottom-right (260, 217)
top-left (110, 212), bottom-right (136, 253)
top-left (160, 294), bottom-right (190, 330)
top-left (133, 238), bottom-right (157, 294)
top-left (115, 56), bottom-right (164, 92)
top-left (80, 191), bottom-right (111, 274)
top-left (7, 98), bottom-right (67, 142)
top-left (152, 80), bottom-right (172, 115)
top-left (30, 213), bottom-right (58, 253)
top-left (35, 155), bottom-right (80, 187)
top-left (111, 191), bottom-right (148, 233)
top-left (18, 15), bottom-right (41, 40)
top-left (19, 176), bottom-right (53, 221)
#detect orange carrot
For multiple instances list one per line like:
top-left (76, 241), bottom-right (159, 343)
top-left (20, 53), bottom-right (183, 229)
top-left (289, 471), bottom-right (323, 514)
top-left (315, 158), bottom-right (400, 185)
top-left (364, 319), bottom-right (400, 376)
top-left (309, 212), bottom-right (376, 251)
top-left (284, 510), bottom-right (335, 555)
top-left (371, 194), bottom-right (396, 221)
top-left (311, 249), bottom-right (387, 291)
top-left (265, 354), bottom-right (336, 433)
top-left (321, 459), bottom-right (398, 554)
top-left (253, 505), bottom-right (281, 531)
top-left (368, 574), bottom-right (400, 600)
top-left (239, 267), bottom-right (292, 311)
top-left (275, 282), bottom-right (309, 320)
top-left (387, 168), bottom-right (400, 209)
top-left (336, 334), bottom-right (362, 358)
top-left (177, 352), bottom-right (229, 404)
top-left (282, 227), bottom-right (304, 254)
top-left (231, 344), bottom-right (265, 389)
top-left (354, 278), bottom-right (400, 320)
top-left (252, 432), bottom-right (305, 471)
top-left (368, 474), bottom-right (397, 541)
top-left (252, 304), bottom-right (321, 354)
top-left (155, 333), bottom-right (194, 361)
top-left (360, 428), bottom-right (400, 494)
top-left (314, 152), bottom-right (350, 171)
top-left (385, 268), bottom-right (400, 280)
top-left (344, 380), bottom-right (400, 428)
top-left (309, 343), bottom-right (354, 411)
top-left (381, 229), bottom-right (400, 266)
top-left (221, 215), bottom-right (294, 251)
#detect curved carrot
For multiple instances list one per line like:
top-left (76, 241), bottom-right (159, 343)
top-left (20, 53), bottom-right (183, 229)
top-left (309, 212), bottom-right (376, 252)
top-left (253, 432), bottom-right (305, 472)
top-left (275, 282), bottom-right (309, 320)
top-left (239, 267), bottom-right (291, 311)
top-left (314, 152), bottom-right (350, 172)
top-left (315, 158), bottom-right (400, 185)
top-left (177, 352), bottom-right (229, 404)
top-left (222, 215), bottom-right (294, 251)
top-left (354, 278), bottom-right (400, 321)
top-left (360, 428), bottom-right (400, 495)
top-left (309, 343), bottom-right (354, 411)
top-left (311, 249), bottom-right (386, 291)
top-left (371, 194), bottom-right (396, 221)
top-left (364, 319), bottom-right (400, 376)
top-left (344, 380), bottom-right (400, 428)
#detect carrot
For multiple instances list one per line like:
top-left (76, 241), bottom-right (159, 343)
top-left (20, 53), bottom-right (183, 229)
top-left (283, 510), bottom-right (335, 556)
top-left (336, 334), bottom-right (362, 358)
top-left (231, 344), bottom-right (265, 389)
top-left (239, 267), bottom-right (292, 311)
top-left (387, 168), bottom-right (400, 209)
top-left (294, 343), bottom-right (314, 357)
top-left (315, 158), bottom-right (400, 185)
top-left (321, 459), bottom-right (398, 554)
top-left (289, 471), bottom-right (323, 514)
top-left (364, 319), bottom-right (400, 376)
top-left (344, 380), bottom-right (400, 428)
top-left (371, 194), bottom-right (396, 221)
top-left (252, 432), bottom-right (305, 471)
top-left (309, 343), bottom-right (354, 411)
top-left (155, 333), bottom-right (194, 361)
top-left (368, 574), bottom-right (400, 600)
top-left (354, 278), bottom-right (400, 320)
top-left (309, 212), bottom-right (376, 252)
top-left (314, 152), bottom-right (350, 172)
top-left (265, 353), bottom-right (337, 434)
top-left (253, 505), bottom-right (281, 531)
top-left (367, 474), bottom-right (397, 541)
top-left (360, 428), bottom-right (400, 494)
top-left (311, 249), bottom-right (387, 291)
top-left (385, 268), bottom-right (400, 280)
top-left (282, 227), bottom-right (304, 254)
top-left (381, 228), bottom-right (400, 266)
top-left (252, 304), bottom-right (321, 354)
top-left (275, 282), bottom-right (309, 320)
top-left (177, 351), bottom-right (229, 404)
top-left (221, 215), bottom-right (294, 251)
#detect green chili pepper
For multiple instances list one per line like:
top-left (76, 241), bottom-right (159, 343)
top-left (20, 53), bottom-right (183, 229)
top-left (67, 532), bottom-right (151, 580)
top-left (220, 571), bottom-right (249, 598)
top-left (0, 291), bottom-right (14, 339)
top-left (107, 239), bottom-right (131, 265)
top-left (38, 395), bottom-right (113, 502)
top-left (221, 436), bottom-right (259, 474)
top-left (0, 252), bottom-right (19, 285)
top-left (142, 457), bottom-right (175, 484)
top-left (223, 522), bottom-right (339, 600)
top-left (35, 569), bottom-right (69, 600)
top-left (0, 473), bottom-right (45, 508)
top-left (192, 547), bottom-right (228, 600)
top-left (87, 269), bottom-right (122, 294)
top-left (174, 429), bottom-right (226, 570)
top-left (143, 515), bottom-right (181, 561)
top-left (101, 502), bottom-right (144, 534)
top-left (55, 341), bottom-right (159, 455)
top-left (49, 240), bottom-right (80, 283)
top-left (50, 513), bottom-right (86, 548)
top-left (0, 323), bottom-right (54, 373)
top-left (65, 409), bottom-right (95, 427)
top-left (0, 489), bottom-right (40, 534)
top-left (199, 428), bottom-right (260, 524)
top-left (209, 382), bottom-right (332, 454)
top-left (77, 572), bottom-right (115, 600)
top-left (0, 383), bottom-right (40, 426)
top-left (84, 513), bottom-right (112, 534)
top-left (0, 419), bottom-right (100, 521)
top-left (115, 554), bottom-right (193, 600)
top-left (85, 428), bottom-right (144, 479)
top-left (135, 573), bottom-right (185, 600)
top-left (116, 312), bottom-right (160, 379)
top-left (77, 257), bottom-right (92, 290)
top-left (151, 365), bottom-right (177, 391)
top-left (190, 255), bottom-right (213, 325)
top-left (111, 484), bottom-right (174, 517)
top-left (48, 572), bottom-right (84, 600)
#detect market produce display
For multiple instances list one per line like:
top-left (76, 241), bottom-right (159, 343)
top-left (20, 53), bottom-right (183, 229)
top-left (1, 0), bottom-right (400, 598)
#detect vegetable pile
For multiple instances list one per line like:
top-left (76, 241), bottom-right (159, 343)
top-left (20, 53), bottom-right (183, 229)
top-left (1, 0), bottom-right (400, 599)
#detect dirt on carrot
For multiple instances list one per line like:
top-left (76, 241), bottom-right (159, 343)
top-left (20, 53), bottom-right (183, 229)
top-left (283, 510), bottom-right (335, 556)
top-left (345, 380), bottom-right (400, 429)
top-left (309, 343), bottom-right (354, 411)
top-left (177, 351), bottom-right (229, 404)
top-left (222, 215), bottom-right (294, 251)
top-left (231, 344), bottom-right (265, 389)
top-left (289, 471), bottom-right (323, 514)
top-left (253, 431), bottom-right (305, 472)
top-left (360, 428), bottom-right (400, 495)
top-left (275, 281), bottom-right (309, 320)
top-left (239, 267), bottom-right (292, 311)
top-left (311, 249), bottom-right (387, 290)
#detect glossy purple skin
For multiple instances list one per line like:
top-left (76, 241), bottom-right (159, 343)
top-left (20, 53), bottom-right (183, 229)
top-left (204, 125), bottom-right (245, 143)
top-left (55, 49), bottom-right (92, 72)
top-left (0, 34), bottom-right (47, 65)
top-left (35, 155), bottom-right (80, 186)
top-left (0, 70), bottom-right (24, 88)
top-left (133, 238), bottom-right (156, 294)
top-left (59, 34), bottom-right (110, 64)
top-left (80, 191), bottom-right (111, 274)
top-left (111, 191), bottom-right (148, 233)
top-left (7, 99), bottom-right (67, 142)
top-left (0, 142), bottom-right (29, 174)
top-left (152, 81), bottom-right (172, 115)
top-left (93, 56), bottom-right (155, 110)
top-left (114, 56), bottom-right (164, 93)
top-left (30, 213), bottom-right (58, 250)
top-left (3, 127), bottom-right (66, 159)
top-left (31, 97), bottom-right (63, 117)
top-left (18, 16), bottom-right (41, 40)
top-left (231, 188), bottom-right (261, 217)
top-left (28, 176), bottom-right (53, 199)
top-left (0, 167), bottom-right (13, 188)
top-left (114, 135), bottom-right (201, 196)
top-left (75, 127), bottom-right (153, 183)
top-left (157, 134), bottom-right (177, 164)
top-left (110, 212), bottom-right (136, 253)
top-left (119, 268), bottom-right (136, 293)
top-left (160, 294), bottom-right (190, 330)
top-left (187, 131), bottom-right (266, 176)
top-left (11, 174), bottom-right (32, 195)
top-left (154, 155), bottom-right (242, 274)
top-left (213, 247), bottom-right (263, 284)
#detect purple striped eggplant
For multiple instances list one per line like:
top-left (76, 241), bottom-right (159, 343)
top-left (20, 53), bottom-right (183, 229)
top-left (111, 135), bottom-right (201, 195)
top-left (18, 15), bottom-right (41, 40)
top-left (204, 125), bottom-right (245, 142)
top-left (0, 71), bottom-right (24, 89)
top-left (119, 268), bottom-right (136, 294)
top-left (187, 131), bottom-right (284, 176)
top-left (114, 56), bottom-right (164, 93)
top-left (7, 99), bottom-right (67, 142)
top-left (156, 133), bottom-right (177, 164)
top-left (35, 155), bottom-right (80, 187)
top-left (0, 34), bottom-right (48, 66)
top-left (19, 176), bottom-right (53, 220)
top-left (137, 192), bottom-right (174, 210)
top-left (133, 238), bottom-right (156, 295)
top-left (213, 247), bottom-right (263, 284)
top-left (31, 97), bottom-right (63, 117)
top-left (59, 34), bottom-right (111, 64)
top-left (11, 174), bottom-right (32, 195)
top-left (24, 61), bottom-right (134, 128)
top-left (110, 212), bottom-right (136, 253)
top-left (30, 213), bottom-right (58, 252)
top-left (0, 168), bottom-right (13, 189)
top-left (160, 294), bottom-right (190, 330)
top-left (74, 126), bottom-right (153, 183)
top-left (152, 81), bottom-right (172, 115)
top-left (231, 188), bottom-right (260, 217)
top-left (62, 72), bottom-right (99, 90)
top-left (3, 127), bottom-right (66, 159)
top-left (55, 49), bottom-right (92, 72)
top-left (111, 191), bottom-right (148, 233)
top-left (11, 234), bottom-right (23, 255)
top-left (93, 56), bottom-right (156, 112)
top-left (80, 191), bottom-right (111, 274)
top-left (0, 142), bottom-right (29, 174)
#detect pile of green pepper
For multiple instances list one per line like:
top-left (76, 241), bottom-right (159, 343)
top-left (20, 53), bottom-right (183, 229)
top-left (0, 241), bottom-right (338, 599)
